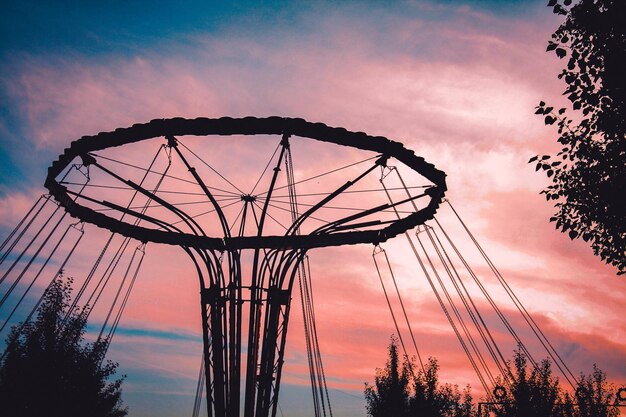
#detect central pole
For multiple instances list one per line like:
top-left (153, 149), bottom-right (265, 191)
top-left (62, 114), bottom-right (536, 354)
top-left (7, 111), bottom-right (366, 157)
top-left (194, 247), bottom-right (306, 417)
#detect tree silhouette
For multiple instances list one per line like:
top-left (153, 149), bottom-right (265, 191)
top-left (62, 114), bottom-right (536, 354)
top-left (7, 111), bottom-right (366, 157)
top-left (365, 337), bottom-right (475, 417)
top-left (531, 0), bottom-right (626, 275)
top-left (493, 350), bottom-right (561, 417)
top-left (569, 365), bottom-right (619, 417)
top-left (364, 336), bottom-right (411, 417)
top-left (491, 349), bottom-right (619, 417)
top-left (411, 357), bottom-right (475, 417)
top-left (0, 275), bottom-right (127, 417)
top-left (366, 341), bottom-right (621, 417)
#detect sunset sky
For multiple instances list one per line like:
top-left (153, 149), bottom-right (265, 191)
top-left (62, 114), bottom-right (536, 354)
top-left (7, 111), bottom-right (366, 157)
top-left (1, 1), bottom-right (625, 416)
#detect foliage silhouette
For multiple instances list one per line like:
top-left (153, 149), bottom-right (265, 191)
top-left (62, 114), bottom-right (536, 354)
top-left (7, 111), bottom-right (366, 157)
top-left (491, 349), bottom-right (619, 417)
top-left (411, 357), bottom-right (475, 417)
top-left (492, 350), bottom-right (561, 417)
top-left (365, 337), bottom-right (475, 417)
top-left (366, 340), bottom-right (622, 417)
top-left (0, 274), bottom-right (127, 417)
top-left (531, 0), bottom-right (626, 274)
top-left (364, 336), bottom-right (412, 417)
top-left (567, 364), bottom-right (619, 417)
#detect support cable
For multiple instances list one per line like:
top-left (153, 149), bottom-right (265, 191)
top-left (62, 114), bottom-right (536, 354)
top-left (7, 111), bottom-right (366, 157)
top-left (169, 199), bottom-right (243, 228)
top-left (255, 198), bottom-right (329, 226)
top-left (256, 155), bottom-right (380, 198)
top-left (59, 181), bottom-right (237, 199)
top-left (255, 197), bottom-right (417, 215)
top-left (269, 185), bottom-right (431, 200)
top-left (250, 141), bottom-right (282, 195)
top-left (90, 151), bottom-right (240, 196)
top-left (177, 139), bottom-right (244, 194)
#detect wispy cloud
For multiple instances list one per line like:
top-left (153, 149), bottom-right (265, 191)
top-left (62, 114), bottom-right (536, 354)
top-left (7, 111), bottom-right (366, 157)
top-left (1, 2), bottom-right (623, 416)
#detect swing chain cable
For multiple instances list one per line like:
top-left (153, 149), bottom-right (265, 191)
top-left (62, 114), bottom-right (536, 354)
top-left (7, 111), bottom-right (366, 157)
top-left (376, 168), bottom-right (427, 374)
top-left (299, 258), bottom-right (322, 417)
top-left (100, 243), bottom-right (147, 357)
top-left (68, 144), bottom-right (168, 324)
top-left (301, 254), bottom-right (331, 417)
top-left (192, 353), bottom-right (206, 417)
top-left (285, 139), bottom-right (333, 417)
top-left (0, 166), bottom-right (89, 329)
top-left (0, 221), bottom-right (85, 334)
top-left (413, 226), bottom-right (493, 396)
top-left (387, 166), bottom-right (545, 388)
top-left (372, 245), bottom-right (418, 379)
top-left (427, 222), bottom-right (512, 388)
top-left (0, 220), bottom-right (86, 362)
top-left (430, 216), bottom-right (538, 377)
top-left (94, 150), bottom-right (172, 345)
top-left (287, 151), bottom-right (322, 417)
top-left (86, 233), bottom-right (135, 321)
top-left (377, 245), bottom-right (427, 374)
top-left (0, 158), bottom-right (84, 266)
top-left (421, 224), bottom-right (504, 387)
top-left (0, 191), bottom-right (85, 308)
top-left (106, 243), bottom-right (146, 342)
top-left (97, 243), bottom-right (139, 342)
top-left (25, 222), bottom-right (84, 323)
top-left (92, 144), bottom-right (186, 358)
top-left (415, 226), bottom-right (498, 388)
top-left (0, 194), bottom-right (47, 263)
top-left (378, 166), bottom-right (492, 396)
top-left (445, 200), bottom-right (577, 389)
top-left (304, 255), bottom-right (333, 417)
top-left (0, 199), bottom-right (63, 287)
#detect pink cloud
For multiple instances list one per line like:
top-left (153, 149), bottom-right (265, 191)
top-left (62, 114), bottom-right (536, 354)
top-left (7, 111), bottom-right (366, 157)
top-left (2, 2), bottom-right (624, 415)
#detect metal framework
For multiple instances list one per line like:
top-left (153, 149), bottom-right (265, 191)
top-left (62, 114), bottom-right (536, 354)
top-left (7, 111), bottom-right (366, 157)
top-left (43, 116), bottom-right (447, 417)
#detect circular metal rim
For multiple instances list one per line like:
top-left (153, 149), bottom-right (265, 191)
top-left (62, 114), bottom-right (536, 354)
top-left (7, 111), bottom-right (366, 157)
top-left (45, 116), bottom-right (447, 250)
top-left (493, 385), bottom-right (507, 401)
top-left (617, 387), bottom-right (626, 403)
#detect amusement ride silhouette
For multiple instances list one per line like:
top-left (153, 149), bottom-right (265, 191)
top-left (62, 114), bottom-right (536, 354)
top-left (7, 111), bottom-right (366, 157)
top-left (0, 117), bottom-right (622, 416)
